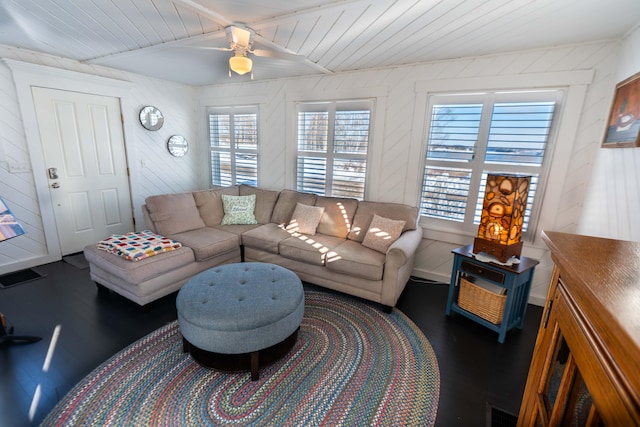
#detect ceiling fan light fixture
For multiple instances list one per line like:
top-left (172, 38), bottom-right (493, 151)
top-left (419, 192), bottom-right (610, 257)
top-left (229, 54), bottom-right (252, 75)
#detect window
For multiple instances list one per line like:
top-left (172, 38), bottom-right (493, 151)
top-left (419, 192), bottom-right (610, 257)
top-left (295, 100), bottom-right (372, 199)
top-left (420, 90), bottom-right (561, 238)
top-left (208, 106), bottom-right (258, 187)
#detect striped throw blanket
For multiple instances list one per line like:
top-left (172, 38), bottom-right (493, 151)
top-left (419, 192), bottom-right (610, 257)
top-left (97, 230), bottom-right (182, 262)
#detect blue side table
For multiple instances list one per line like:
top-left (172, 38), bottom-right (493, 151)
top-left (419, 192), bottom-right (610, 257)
top-left (445, 244), bottom-right (539, 343)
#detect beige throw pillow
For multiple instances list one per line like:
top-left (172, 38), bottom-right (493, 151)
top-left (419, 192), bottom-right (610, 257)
top-left (362, 214), bottom-right (406, 253)
top-left (286, 203), bottom-right (325, 235)
top-left (271, 189), bottom-right (317, 225)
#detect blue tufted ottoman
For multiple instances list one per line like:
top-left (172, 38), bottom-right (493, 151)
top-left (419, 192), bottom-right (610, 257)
top-left (176, 262), bottom-right (304, 380)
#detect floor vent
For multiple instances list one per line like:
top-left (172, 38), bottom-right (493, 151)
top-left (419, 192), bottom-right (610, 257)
top-left (0, 268), bottom-right (45, 288)
top-left (486, 403), bottom-right (517, 427)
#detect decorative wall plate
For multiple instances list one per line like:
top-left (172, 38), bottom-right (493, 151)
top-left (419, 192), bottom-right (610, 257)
top-left (139, 106), bottom-right (164, 131)
top-left (167, 135), bottom-right (188, 157)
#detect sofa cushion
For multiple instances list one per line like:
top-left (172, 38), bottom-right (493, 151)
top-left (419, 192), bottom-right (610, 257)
top-left (84, 244), bottom-right (195, 283)
top-left (169, 227), bottom-right (240, 261)
top-left (193, 186), bottom-right (239, 227)
top-left (347, 201), bottom-right (418, 242)
top-left (221, 194), bottom-right (258, 225)
top-left (325, 240), bottom-right (386, 281)
top-left (286, 203), bottom-right (324, 235)
top-left (212, 224), bottom-right (260, 235)
top-left (239, 185), bottom-right (280, 224)
top-left (279, 233), bottom-right (345, 266)
top-left (145, 192), bottom-right (205, 236)
top-left (241, 223), bottom-right (292, 254)
top-left (362, 214), bottom-right (406, 254)
top-left (270, 189), bottom-right (317, 225)
top-left (315, 196), bottom-right (359, 238)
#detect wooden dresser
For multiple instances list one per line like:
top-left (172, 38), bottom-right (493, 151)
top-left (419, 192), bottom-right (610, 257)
top-left (517, 231), bottom-right (640, 426)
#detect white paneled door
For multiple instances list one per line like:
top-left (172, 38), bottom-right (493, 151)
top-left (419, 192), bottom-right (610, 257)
top-left (32, 87), bottom-right (133, 255)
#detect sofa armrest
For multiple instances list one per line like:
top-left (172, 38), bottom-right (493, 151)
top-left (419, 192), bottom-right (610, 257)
top-left (386, 227), bottom-right (423, 267)
top-left (380, 226), bottom-right (423, 308)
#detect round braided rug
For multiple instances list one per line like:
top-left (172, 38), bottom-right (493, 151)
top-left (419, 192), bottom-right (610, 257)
top-left (42, 290), bottom-right (440, 426)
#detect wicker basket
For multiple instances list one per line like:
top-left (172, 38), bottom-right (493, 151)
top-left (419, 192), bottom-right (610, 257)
top-left (458, 277), bottom-right (506, 324)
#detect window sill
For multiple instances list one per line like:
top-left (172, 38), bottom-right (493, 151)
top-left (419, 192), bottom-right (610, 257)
top-left (420, 224), bottom-right (475, 246)
top-left (419, 221), bottom-right (540, 249)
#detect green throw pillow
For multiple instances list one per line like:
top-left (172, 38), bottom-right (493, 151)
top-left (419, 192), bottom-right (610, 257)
top-left (221, 194), bottom-right (258, 225)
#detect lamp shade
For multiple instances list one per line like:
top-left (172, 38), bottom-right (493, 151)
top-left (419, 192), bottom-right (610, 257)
top-left (229, 54), bottom-right (252, 75)
top-left (473, 174), bottom-right (531, 262)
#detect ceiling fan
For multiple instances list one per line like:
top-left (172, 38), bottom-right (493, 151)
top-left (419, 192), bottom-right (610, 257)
top-left (201, 25), bottom-right (305, 77)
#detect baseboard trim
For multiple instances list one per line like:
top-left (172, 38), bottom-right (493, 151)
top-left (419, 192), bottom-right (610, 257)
top-left (411, 268), bottom-right (450, 284)
top-left (412, 268), bottom-right (546, 307)
top-left (0, 254), bottom-right (59, 276)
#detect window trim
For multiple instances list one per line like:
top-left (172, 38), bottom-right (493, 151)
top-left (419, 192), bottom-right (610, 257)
top-left (409, 70), bottom-right (594, 248)
top-left (294, 99), bottom-right (374, 199)
top-left (207, 105), bottom-right (259, 187)
top-left (421, 90), bottom-right (563, 242)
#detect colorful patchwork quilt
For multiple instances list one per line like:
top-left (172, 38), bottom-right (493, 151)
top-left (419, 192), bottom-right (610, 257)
top-left (97, 230), bottom-right (182, 262)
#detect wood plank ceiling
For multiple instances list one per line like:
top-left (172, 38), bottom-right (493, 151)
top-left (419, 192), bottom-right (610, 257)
top-left (0, 0), bottom-right (638, 86)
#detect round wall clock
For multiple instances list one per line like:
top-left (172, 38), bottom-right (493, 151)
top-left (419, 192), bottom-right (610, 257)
top-left (139, 106), bottom-right (164, 131)
top-left (167, 135), bottom-right (188, 157)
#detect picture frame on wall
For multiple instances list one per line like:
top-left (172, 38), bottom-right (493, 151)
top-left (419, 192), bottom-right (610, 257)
top-left (602, 71), bottom-right (640, 148)
top-left (0, 197), bottom-right (26, 242)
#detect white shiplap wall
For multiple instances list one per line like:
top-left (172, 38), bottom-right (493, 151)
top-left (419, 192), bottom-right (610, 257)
top-left (199, 41), bottom-right (622, 305)
top-left (0, 39), bottom-right (628, 306)
top-left (578, 26), bottom-right (640, 242)
top-left (0, 46), bottom-right (199, 273)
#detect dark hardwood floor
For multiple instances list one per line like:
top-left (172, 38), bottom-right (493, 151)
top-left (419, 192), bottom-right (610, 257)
top-left (0, 258), bottom-right (542, 427)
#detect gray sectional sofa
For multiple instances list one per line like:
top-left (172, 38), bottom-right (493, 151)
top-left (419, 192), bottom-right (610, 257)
top-left (84, 185), bottom-right (422, 310)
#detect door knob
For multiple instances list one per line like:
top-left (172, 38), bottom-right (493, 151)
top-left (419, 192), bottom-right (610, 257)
top-left (51, 182), bottom-right (60, 189)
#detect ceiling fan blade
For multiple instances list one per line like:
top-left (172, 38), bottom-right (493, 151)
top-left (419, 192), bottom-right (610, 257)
top-left (252, 49), bottom-right (306, 62)
top-left (192, 46), bottom-right (233, 52)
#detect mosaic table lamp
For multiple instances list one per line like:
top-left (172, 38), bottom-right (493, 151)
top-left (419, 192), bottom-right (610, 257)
top-left (473, 174), bottom-right (531, 263)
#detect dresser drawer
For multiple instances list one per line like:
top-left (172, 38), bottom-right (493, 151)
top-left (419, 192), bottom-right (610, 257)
top-left (460, 260), bottom-right (505, 284)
